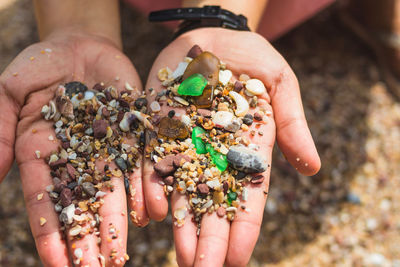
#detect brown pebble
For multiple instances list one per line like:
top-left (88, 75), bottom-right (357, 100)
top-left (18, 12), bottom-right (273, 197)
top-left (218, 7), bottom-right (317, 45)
top-left (49, 158), bottom-right (67, 169)
top-left (253, 112), bottom-right (263, 121)
top-left (186, 44), bottom-right (203, 58)
top-left (117, 110), bottom-right (125, 123)
top-left (163, 176), bottom-right (174, 186)
top-left (93, 119), bottom-right (108, 139)
top-left (102, 107), bottom-right (110, 117)
top-left (197, 183), bottom-right (209, 195)
top-left (93, 83), bottom-right (105, 91)
top-left (151, 114), bottom-right (161, 125)
top-left (61, 141), bottom-right (70, 149)
top-left (66, 163), bottom-right (76, 179)
top-left (197, 109), bottom-right (212, 118)
top-left (173, 154), bottom-right (191, 168)
top-left (234, 81), bottom-right (243, 92)
top-left (223, 181), bottom-right (229, 193)
top-left (154, 155), bottom-right (177, 177)
top-left (251, 175), bottom-right (265, 184)
top-left (60, 188), bottom-right (72, 207)
top-left (217, 207), bottom-right (226, 217)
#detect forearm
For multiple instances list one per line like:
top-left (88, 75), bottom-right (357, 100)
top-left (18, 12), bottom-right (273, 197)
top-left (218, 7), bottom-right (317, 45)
top-left (182, 0), bottom-right (268, 31)
top-left (33, 0), bottom-right (122, 49)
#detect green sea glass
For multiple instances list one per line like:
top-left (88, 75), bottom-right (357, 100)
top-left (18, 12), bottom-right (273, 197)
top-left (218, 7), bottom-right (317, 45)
top-left (177, 73), bottom-right (207, 96)
top-left (227, 191), bottom-right (237, 205)
top-left (192, 126), bottom-right (207, 154)
top-left (206, 144), bottom-right (228, 172)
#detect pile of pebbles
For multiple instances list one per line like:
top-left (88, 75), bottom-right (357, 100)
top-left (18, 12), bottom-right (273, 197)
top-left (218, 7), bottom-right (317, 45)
top-left (40, 81), bottom-right (148, 263)
top-left (148, 45), bottom-right (271, 229)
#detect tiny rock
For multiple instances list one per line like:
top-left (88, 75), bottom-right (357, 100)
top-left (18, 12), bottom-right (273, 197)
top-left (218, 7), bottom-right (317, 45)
top-left (154, 155), bottom-right (177, 177)
top-left (93, 119), bottom-right (108, 139)
top-left (245, 79), bottom-right (267, 95)
top-left (82, 182), bottom-right (96, 197)
top-left (217, 207), bottom-right (226, 217)
top-left (212, 111), bottom-right (234, 128)
top-left (197, 183), bottom-right (209, 195)
top-left (163, 176), bottom-right (175, 186)
top-left (187, 44), bottom-right (203, 58)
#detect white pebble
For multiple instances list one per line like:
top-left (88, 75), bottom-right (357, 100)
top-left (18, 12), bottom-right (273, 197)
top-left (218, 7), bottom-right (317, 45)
top-left (150, 101), bottom-right (161, 112)
top-left (35, 150), bottom-right (41, 159)
top-left (125, 82), bottom-right (134, 91)
top-left (74, 248), bottom-right (83, 259)
top-left (212, 111), bottom-right (234, 127)
top-left (172, 61), bottom-right (189, 79)
top-left (245, 79), bottom-right (267, 95)
top-left (69, 225), bottom-right (82, 236)
top-left (219, 69), bottom-right (232, 85)
top-left (181, 115), bottom-right (191, 126)
top-left (48, 135), bottom-right (54, 141)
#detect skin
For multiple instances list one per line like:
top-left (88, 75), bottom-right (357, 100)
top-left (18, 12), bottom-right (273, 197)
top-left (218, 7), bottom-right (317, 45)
top-left (143, 27), bottom-right (321, 267)
top-left (0, 0), bottom-right (149, 266)
top-left (0, 28), bottom-right (149, 266)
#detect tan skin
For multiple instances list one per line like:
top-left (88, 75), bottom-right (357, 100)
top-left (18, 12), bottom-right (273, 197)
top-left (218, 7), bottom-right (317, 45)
top-left (0, 1), bottom-right (148, 266)
top-left (0, 0), bottom-right (320, 266)
top-left (144, 28), bottom-right (320, 267)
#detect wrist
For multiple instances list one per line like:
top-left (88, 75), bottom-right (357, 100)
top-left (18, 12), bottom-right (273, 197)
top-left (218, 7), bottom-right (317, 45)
top-left (34, 0), bottom-right (122, 49)
top-left (182, 0), bottom-right (268, 30)
top-left (43, 27), bottom-right (122, 50)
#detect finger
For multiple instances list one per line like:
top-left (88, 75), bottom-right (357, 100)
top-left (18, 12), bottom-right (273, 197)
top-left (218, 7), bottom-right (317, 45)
top-left (127, 165), bottom-right (150, 227)
top-left (142, 159), bottom-right (169, 221)
top-left (0, 84), bottom-right (18, 183)
top-left (97, 176), bottom-right (128, 266)
top-left (18, 144), bottom-right (71, 266)
top-left (68, 231), bottom-right (101, 267)
top-left (171, 192), bottom-right (198, 267)
top-left (225, 102), bottom-right (275, 267)
top-left (194, 212), bottom-right (230, 267)
top-left (268, 68), bottom-right (321, 176)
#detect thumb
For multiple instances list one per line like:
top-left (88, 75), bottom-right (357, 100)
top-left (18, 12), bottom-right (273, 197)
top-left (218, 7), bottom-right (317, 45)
top-left (0, 80), bottom-right (19, 183)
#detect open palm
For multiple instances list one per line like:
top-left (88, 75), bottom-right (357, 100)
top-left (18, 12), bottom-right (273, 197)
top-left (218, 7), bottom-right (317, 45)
top-left (142, 28), bottom-right (321, 267)
top-left (0, 31), bottom-right (147, 266)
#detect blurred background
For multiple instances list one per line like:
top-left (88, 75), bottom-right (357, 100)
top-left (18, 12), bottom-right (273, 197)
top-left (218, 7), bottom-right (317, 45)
top-left (1, 0), bottom-right (400, 266)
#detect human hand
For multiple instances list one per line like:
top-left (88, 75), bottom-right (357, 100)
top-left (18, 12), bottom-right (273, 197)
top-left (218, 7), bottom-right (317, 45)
top-left (0, 29), bottom-right (148, 266)
top-left (142, 28), bottom-right (321, 267)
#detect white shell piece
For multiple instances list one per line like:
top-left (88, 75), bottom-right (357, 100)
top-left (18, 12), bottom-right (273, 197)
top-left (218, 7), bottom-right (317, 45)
top-left (229, 91), bottom-right (249, 117)
top-left (219, 69), bottom-right (232, 85)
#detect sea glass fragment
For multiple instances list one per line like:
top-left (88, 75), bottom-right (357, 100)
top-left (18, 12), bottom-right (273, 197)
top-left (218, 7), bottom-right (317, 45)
top-left (206, 144), bottom-right (228, 172)
top-left (191, 85), bottom-right (213, 108)
top-left (192, 126), bottom-right (207, 154)
top-left (158, 117), bottom-right (189, 139)
top-left (178, 73), bottom-right (207, 96)
top-left (227, 191), bottom-right (237, 205)
top-left (183, 52), bottom-right (220, 87)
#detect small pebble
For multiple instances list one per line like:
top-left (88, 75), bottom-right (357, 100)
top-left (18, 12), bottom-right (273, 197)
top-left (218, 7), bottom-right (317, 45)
top-left (39, 217), bottom-right (47, 226)
top-left (245, 78), bottom-right (267, 95)
top-left (150, 101), bottom-right (161, 113)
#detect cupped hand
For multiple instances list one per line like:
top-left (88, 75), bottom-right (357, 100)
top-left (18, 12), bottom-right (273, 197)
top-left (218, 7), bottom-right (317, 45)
top-left (142, 28), bottom-right (321, 267)
top-left (0, 29), bottom-right (149, 266)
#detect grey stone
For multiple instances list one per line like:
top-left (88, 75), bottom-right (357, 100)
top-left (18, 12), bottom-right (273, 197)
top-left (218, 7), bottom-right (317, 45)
top-left (227, 145), bottom-right (268, 173)
top-left (82, 182), bottom-right (96, 197)
top-left (115, 157), bottom-right (127, 171)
